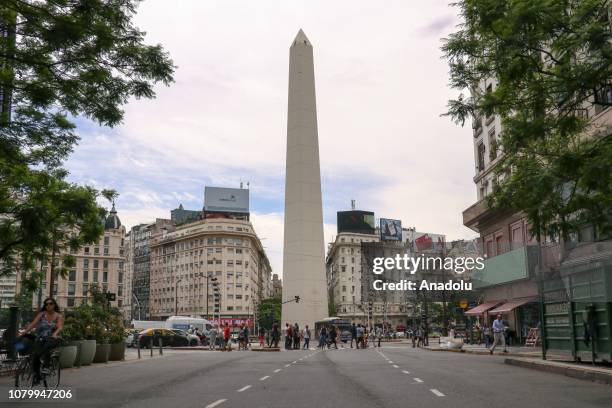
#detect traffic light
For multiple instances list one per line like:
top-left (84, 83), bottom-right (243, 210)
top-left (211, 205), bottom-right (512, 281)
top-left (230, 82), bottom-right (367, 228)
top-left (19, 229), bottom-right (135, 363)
top-left (294, 295), bottom-right (300, 303)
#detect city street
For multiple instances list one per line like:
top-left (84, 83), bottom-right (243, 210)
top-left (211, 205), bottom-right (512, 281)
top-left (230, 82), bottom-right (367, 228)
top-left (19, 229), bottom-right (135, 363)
top-left (1, 345), bottom-right (609, 408)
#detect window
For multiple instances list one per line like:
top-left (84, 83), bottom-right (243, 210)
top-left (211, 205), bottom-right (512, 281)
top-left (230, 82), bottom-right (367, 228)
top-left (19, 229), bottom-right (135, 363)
top-left (93, 260), bottom-right (99, 269)
top-left (477, 142), bottom-right (486, 171)
top-left (341, 266), bottom-right (346, 272)
top-left (67, 298), bottom-right (75, 307)
top-left (93, 271), bottom-right (99, 282)
top-left (83, 259), bottom-right (89, 269)
top-left (215, 260), bottom-right (222, 265)
top-left (118, 285), bottom-right (123, 297)
top-left (68, 284), bottom-right (76, 296)
top-left (84, 247), bottom-right (90, 254)
top-left (103, 260), bottom-right (109, 270)
top-left (68, 270), bottom-right (76, 282)
top-left (227, 306), bottom-right (233, 311)
top-left (104, 247), bottom-right (109, 255)
top-left (82, 284), bottom-right (89, 296)
top-left (83, 270), bottom-right (89, 282)
top-left (207, 260), bottom-right (213, 265)
top-left (342, 286), bottom-right (346, 292)
top-left (118, 272), bottom-right (124, 283)
top-left (215, 248), bottom-right (222, 253)
top-left (94, 247), bottom-right (99, 255)
top-left (104, 236), bottom-right (109, 246)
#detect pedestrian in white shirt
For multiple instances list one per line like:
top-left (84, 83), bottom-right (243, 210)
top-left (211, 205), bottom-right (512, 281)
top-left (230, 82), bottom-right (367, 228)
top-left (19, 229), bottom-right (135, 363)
top-left (489, 314), bottom-right (507, 354)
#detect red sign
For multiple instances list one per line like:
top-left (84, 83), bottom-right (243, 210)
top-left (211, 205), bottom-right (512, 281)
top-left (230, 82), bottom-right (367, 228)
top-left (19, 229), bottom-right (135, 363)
top-left (211, 318), bottom-right (253, 328)
top-left (415, 234), bottom-right (433, 251)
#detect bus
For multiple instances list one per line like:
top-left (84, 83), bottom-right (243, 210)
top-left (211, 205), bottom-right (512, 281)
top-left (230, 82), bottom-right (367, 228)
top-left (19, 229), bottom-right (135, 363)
top-left (314, 317), bottom-right (352, 340)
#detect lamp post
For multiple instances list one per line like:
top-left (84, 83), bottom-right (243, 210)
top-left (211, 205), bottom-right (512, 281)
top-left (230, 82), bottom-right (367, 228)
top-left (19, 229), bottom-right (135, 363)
top-left (175, 278), bottom-right (182, 316)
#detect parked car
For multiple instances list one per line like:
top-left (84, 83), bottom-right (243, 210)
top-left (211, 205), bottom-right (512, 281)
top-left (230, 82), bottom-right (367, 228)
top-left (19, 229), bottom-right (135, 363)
top-left (170, 329), bottom-right (200, 346)
top-left (396, 331), bottom-right (406, 338)
top-left (138, 328), bottom-right (189, 348)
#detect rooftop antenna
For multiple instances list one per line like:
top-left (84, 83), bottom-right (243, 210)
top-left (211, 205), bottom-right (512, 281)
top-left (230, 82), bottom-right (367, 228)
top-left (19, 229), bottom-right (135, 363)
top-left (351, 199), bottom-right (355, 210)
top-left (240, 180), bottom-right (243, 189)
top-left (246, 181), bottom-right (250, 189)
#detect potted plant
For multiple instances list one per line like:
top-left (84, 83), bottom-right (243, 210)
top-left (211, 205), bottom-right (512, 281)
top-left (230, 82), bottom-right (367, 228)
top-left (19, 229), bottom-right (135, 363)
top-left (74, 306), bottom-right (97, 365)
top-left (58, 317), bottom-right (79, 368)
top-left (107, 314), bottom-right (126, 361)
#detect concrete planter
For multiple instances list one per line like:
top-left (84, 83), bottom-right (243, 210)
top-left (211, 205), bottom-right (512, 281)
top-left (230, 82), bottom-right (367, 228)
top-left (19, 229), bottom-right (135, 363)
top-left (93, 343), bottom-right (110, 363)
top-left (109, 342), bottom-right (125, 361)
top-left (59, 345), bottom-right (78, 369)
top-left (78, 340), bottom-right (97, 365)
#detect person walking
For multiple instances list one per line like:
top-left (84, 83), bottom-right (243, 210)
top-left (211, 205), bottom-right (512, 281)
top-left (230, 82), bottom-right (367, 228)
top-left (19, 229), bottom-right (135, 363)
top-left (329, 325), bottom-right (338, 349)
top-left (293, 323), bottom-right (300, 350)
top-left (259, 326), bottom-right (265, 348)
top-left (369, 326), bottom-right (377, 348)
top-left (490, 314), bottom-right (507, 354)
top-left (286, 323), bottom-right (293, 350)
top-left (209, 325), bottom-right (218, 350)
top-left (356, 324), bottom-right (364, 349)
top-left (303, 325), bottom-right (311, 349)
top-left (271, 324), bottom-right (280, 348)
top-left (350, 323), bottom-right (357, 348)
top-left (223, 323), bottom-right (231, 351)
top-left (376, 326), bottom-right (382, 347)
top-left (318, 326), bottom-right (327, 349)
top-left (483, 324), bottom-right (492, 348)
top-left (244, 325), bottom-right (250, 350)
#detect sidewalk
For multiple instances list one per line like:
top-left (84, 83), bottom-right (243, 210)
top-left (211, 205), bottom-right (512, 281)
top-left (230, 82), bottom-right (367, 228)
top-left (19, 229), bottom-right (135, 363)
top-left (505, 357), bottom-right (612, 385)
top-left (423, 343), bottom-right (561, 358)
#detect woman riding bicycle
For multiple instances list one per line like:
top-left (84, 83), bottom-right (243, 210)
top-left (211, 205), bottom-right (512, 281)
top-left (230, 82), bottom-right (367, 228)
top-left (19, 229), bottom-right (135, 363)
top-left (19, 297), bottom-right (63, 384)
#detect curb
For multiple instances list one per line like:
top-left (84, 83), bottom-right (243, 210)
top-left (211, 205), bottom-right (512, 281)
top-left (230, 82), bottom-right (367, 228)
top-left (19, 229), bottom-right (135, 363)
top-left (504, 358), bottom-right (612, 385)
top-left (423, 347), bottom-right (541, 358)
top-left (251, 348), bottom-right (281, 352)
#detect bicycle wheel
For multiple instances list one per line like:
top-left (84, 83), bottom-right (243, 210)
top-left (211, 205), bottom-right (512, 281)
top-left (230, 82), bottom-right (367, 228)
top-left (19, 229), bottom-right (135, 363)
top-left (43, 355), bottom-right (60, 389)
top-left (14, 357), bottom-right (34, 388)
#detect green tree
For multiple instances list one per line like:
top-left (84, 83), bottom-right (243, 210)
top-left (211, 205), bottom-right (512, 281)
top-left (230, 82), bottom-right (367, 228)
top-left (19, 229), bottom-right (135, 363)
top-left (257, 297), bottom-right (281, 330)
top-left (442, 0), bottom-right (612, 241)
top-left (0, 1), bottom-right (174, 283)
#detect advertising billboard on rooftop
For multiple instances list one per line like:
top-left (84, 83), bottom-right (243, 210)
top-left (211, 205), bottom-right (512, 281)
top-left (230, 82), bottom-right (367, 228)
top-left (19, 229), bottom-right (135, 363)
top-left (204, 187), bottom-right (249, 213)
top-left (337, 210), bottom-right (375, 235)
top-left (380, 218), bottom-right (402, 241)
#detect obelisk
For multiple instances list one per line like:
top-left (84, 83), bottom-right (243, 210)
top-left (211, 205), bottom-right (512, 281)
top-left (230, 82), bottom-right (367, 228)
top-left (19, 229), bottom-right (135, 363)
top-left (282, 29), bottom-right (328, 330)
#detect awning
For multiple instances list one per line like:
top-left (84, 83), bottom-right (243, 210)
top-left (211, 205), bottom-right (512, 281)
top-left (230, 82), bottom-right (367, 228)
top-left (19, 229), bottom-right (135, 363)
top-left (489, 298), bottom-right (536, 314)
top-left (464, 301), bottom-right (501, 316)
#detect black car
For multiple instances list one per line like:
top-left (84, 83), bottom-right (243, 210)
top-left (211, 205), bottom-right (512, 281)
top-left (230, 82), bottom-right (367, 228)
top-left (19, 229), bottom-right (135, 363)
top-left (138, 328), bottom-right (189, 348)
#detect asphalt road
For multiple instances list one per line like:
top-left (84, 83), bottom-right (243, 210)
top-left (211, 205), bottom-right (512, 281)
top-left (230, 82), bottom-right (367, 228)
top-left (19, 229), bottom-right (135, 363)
top-left (0, 344), bottom-right (610, 408)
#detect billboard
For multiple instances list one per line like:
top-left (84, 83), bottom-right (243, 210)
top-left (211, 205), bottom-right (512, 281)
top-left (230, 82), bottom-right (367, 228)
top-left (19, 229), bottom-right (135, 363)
top-left (337, 211), bottom-right (375, 235)
top-left (413, 233), bottom-right (446, 252)
top-left (380, 218), bottom-right (402, 241)
top-left (204, 187), bottom-right (249, 213)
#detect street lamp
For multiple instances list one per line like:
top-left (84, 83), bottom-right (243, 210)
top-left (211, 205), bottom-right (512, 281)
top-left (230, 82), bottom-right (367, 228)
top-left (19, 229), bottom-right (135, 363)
top-left (175, 278), bottom-right (182, 316)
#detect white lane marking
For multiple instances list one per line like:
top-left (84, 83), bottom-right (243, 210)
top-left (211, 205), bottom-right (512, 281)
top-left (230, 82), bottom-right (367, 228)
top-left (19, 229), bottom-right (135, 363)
top-left (413, 378), bottom-right (424, 383)
top-left (392, 365), bottom-right (399, 368)
top-left (388, 361), bottom-right (394, 364)
top-left (237, 385), bottom-right (251, 392)
top-left (285, 364), bottom-right (290, 367)
top-left (205, 399), bottom-right (227, 408)
top-left (402, 370), bottom-right (411, 374)
top-left (260, 376), bottom-right (270, 381)
top-left (292, 361), bottom-right (297, 364)
top-left (430, 389), bottom-right (445, 397)
top-left (274, 369), bottom-right (282, 373)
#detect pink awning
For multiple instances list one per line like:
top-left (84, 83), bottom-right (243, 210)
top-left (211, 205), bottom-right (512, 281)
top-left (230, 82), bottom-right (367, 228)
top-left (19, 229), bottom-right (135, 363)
top-left (489, 298), bottom-right (536, 314)
top-left (464, 301), bottom-right (501, 316)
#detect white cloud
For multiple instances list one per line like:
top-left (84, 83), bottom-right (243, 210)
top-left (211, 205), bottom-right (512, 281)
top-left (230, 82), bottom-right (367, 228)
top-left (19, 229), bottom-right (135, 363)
top-left (66, 1), bottom-right (480, 277)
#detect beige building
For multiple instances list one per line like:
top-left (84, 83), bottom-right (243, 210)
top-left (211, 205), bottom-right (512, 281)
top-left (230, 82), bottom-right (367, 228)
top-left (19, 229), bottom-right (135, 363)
top-left (148, 216), bottom-right (272, 322)
top-left (271, 274), bottom-right (282, 298)
top-left (21, 205), bottom-right (127, 311)
top-left (326, 231), bottom-right (382, 326)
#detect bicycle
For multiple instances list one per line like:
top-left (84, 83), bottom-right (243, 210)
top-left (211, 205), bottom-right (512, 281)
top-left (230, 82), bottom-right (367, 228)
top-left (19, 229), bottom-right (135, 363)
top-left (14, 346), bottom-right (61, 389)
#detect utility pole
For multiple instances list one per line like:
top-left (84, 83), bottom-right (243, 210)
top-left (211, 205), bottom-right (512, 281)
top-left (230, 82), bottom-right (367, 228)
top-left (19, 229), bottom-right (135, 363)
top-left (174, 278), bottom-right (182, 316)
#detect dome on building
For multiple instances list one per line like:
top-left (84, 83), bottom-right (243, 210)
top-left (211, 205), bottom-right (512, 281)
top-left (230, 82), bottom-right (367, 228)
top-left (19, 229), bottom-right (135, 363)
top-left (104, 204), bottom-right (122, 230)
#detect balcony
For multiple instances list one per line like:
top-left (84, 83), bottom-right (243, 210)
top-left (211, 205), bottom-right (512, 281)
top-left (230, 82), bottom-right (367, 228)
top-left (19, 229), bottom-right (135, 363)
top-left (462, 199), bottom-right (490, 232)
top-left (472, 246), bottom-right (539, 288)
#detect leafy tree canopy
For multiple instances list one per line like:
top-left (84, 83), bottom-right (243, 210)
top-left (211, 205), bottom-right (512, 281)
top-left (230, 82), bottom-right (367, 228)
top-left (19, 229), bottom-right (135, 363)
top-left (0, 1), bottom-right (174, 284)
top-left (443, 0), bottom-right (611, 240)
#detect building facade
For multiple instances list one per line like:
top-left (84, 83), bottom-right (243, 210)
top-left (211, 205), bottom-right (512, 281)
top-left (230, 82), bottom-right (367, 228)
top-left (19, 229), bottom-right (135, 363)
top-left (462, 78), bottom-right (612, 343)
top-left (148, 216), bottom-right (272, 323)
top-left (18, 205), bottom-right (127, 311)
top-left (129, 219), bottom-right (173, 320)
top-left (271, 274), bottom-right (282, 298)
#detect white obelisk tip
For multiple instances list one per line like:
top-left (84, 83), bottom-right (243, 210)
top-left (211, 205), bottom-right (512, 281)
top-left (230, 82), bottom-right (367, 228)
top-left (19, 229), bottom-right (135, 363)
top-left (292, 29), bottom-right (311, 46)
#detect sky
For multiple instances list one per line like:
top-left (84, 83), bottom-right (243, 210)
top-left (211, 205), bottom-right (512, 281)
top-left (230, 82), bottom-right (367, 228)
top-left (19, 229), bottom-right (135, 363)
top-left (65, 0), bottom-right (478, 278)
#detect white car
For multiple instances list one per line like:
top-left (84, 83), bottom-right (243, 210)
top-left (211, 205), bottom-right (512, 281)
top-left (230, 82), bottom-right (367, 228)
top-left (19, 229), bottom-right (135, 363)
top-left (395, 331), bottom-right (406, 338)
